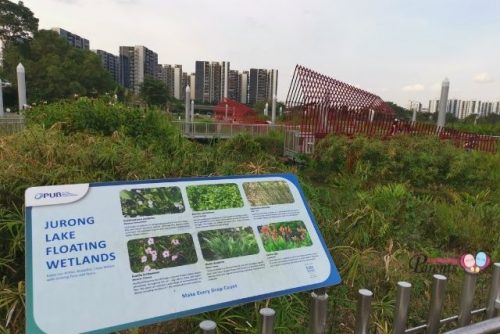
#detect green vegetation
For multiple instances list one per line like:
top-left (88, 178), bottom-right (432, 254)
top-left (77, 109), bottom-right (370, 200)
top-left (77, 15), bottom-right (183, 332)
top-left (187, 183), bottom-right (244, 211)
top-left (139, 77), bottom-right (168, 107)
top-left (120, 187), bottom-right (184, 217)
top-left (243, 181), bottom-right (294, 206)
top-left (127, 234), bottom-right (197, 273)
top-left (0, 99), bottom-right (499, 333)
top-left (1, 30), bottom-right (115, 105)
top-left (198, 227), bottom-right (259, 261)
top-left (258, 221), bottom-right (312, 252)
top-left (0, 0), bottom-right (38, 45)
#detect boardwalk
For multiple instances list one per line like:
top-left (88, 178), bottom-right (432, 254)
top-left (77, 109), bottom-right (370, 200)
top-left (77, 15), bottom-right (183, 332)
top-left (172, 121), bottom-right (285, 139)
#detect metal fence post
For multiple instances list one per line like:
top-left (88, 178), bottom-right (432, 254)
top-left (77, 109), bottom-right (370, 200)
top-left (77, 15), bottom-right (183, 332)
top-left (309, 290), bottom-right (329, 334)
top-left (392, 281), bottom-right (412, 334)
top-left (426, 274), bottom-right (447, 334)
top-left (458, 272), bottom-right (477, 326)
top-left (199, 320), bottom-right (217, 334)
top-left (260, 308), bottom-right (276, 334)
top-left (355, 289), bottom-right (373, 334)
top-left (486, 263), bottom-right (500, 319)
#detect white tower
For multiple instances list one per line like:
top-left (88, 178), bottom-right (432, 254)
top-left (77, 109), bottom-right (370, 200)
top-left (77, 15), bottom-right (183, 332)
top-left (271, 69), bottom-right (278, 124)
top-left (437, 78), bottom-right (449, 128)
top-left (185, 85), bottom-right (191, 133)
top-left (0, 79), bottom-right (4, 117)
top-left (17, 63), bottom-right (27, 110)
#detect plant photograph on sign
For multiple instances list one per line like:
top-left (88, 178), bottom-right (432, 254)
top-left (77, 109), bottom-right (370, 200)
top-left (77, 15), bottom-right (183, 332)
top-left (186, 183), bottom-right (243, 211)
top-left (198, 227), bottom-right (259, 261)
top-left (120, 186), bottom-right (185, 217)
top-left (258, 221), bottom-right (312, 252)
top-left (243, 180), bottom-right (295, 206)
top-left (127, 233), bottom-right (197, 273)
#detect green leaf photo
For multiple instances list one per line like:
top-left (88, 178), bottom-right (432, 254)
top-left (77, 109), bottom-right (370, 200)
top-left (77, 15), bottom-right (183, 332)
top-left (198, 227), bottom-right (259, 261)
top-left (187, 183), bottom-right (243, 211)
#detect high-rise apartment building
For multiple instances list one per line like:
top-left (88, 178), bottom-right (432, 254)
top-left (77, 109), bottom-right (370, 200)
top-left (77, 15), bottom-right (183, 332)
top-left (52, 27), bottom-right (89, 49)
top-left (194, 61), bottom-right (229, 103)
top-left (119, 46), bottom-right (158, 94)
top-left (428, 100), bottom-right (439, 114)
top-left (94, 50), bottom-right (120, 83)
top-left (248, 68), bottom-right (278, 105)
top-left (157, 64), bottom-right (174, 96)
top-left (195, 61), bottom-right (210, 103)
top-left (407, 101), bottom-right (422, 113)
top-left (228, 70), bottom-right (240, 102)
top-left (157, 64), bottom-right (186, 99)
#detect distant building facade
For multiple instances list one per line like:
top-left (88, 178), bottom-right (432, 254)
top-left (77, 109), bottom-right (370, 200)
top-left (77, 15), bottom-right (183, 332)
top-left (94, 50), bottom-right (120, 83)
top-left (407, 101), bottom-right (422, 113)
top-left (52, 28), bottom-right (89, 49)
top-left (248, 68), bottom-right (278, 106)
top-left (228, 70), bottom-right (240, 101)
top-left (428, 99), bottom-right (500, 119)
top-left (194, 61), bottom-right (229, 103)
top-left (119, 45), bottom-right (158, 94)
top-left (157, 64), bottom-right (187, 99)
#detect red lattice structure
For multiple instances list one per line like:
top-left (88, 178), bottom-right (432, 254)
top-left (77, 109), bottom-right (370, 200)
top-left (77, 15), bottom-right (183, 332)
top-left (284, 65), bottom-right (498, 155)
top-left (214, 98), bottom-right (267, 124)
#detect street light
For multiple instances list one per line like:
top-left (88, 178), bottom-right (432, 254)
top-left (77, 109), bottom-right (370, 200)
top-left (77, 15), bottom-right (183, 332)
top-left (0, 79), bottom-right (12, 117)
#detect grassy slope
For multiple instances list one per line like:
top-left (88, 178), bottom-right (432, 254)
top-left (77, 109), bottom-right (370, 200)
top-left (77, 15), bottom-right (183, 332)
top-left (0, 99), bottom-right (499, 333)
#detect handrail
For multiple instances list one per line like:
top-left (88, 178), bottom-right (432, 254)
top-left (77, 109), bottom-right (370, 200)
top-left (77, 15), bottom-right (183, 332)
top-left (442, 317), bottom-right (500, 334)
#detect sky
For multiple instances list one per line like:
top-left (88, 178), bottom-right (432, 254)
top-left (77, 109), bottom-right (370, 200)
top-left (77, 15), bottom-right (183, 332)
top-left (24, 0), bottom-right (500, 107)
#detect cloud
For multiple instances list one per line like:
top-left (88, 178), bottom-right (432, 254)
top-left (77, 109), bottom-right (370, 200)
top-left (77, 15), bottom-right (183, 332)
top-left (430, 82), bottom-right (442, 91)
top-left (402, 84), bottom-right (425, 92)
top-left (474, 72), bottom-right (494, 83)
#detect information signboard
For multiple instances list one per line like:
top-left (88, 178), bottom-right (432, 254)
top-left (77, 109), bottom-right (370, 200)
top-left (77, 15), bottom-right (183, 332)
top-left (26, 174), bottom-right (341, 333)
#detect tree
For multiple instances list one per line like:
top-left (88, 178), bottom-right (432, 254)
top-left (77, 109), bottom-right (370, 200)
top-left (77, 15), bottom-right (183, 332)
top-left (0, 0), bottom-right (38, 46)
top-left (139, 77), bottom-right (168, 107)
top-left (386, 102), bottom-right (412, 121)
top-left (1, 29), bottom-right (115, 104)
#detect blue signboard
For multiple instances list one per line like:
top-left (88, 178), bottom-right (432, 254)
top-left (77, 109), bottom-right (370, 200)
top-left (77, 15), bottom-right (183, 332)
top-left (25, 174), bottom-right (341, 333)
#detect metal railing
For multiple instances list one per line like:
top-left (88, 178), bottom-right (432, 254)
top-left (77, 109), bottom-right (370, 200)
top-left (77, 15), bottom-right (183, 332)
top-left (0, 115), bottom-right (25, 135)
top-left (198, 263), bottom-right (500, 334)
top-left (173, 121), bottom-right (285, 139)
top-left (284, 108), bottom-right (500, 154)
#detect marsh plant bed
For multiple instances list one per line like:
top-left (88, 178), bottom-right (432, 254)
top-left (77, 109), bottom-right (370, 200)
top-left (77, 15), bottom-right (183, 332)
top-left (258, 221), bottom-right (312, 252)
top-left (187, 183), bottom-right (243, 211)
top-left (198, 227), bottom-right (259, 261)
top-left (243, 181), bottom-right (294, 206)
top-left (1, 99), bottom-right (500, 334)
top-left (127, 234), bottom-right (197, 273)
